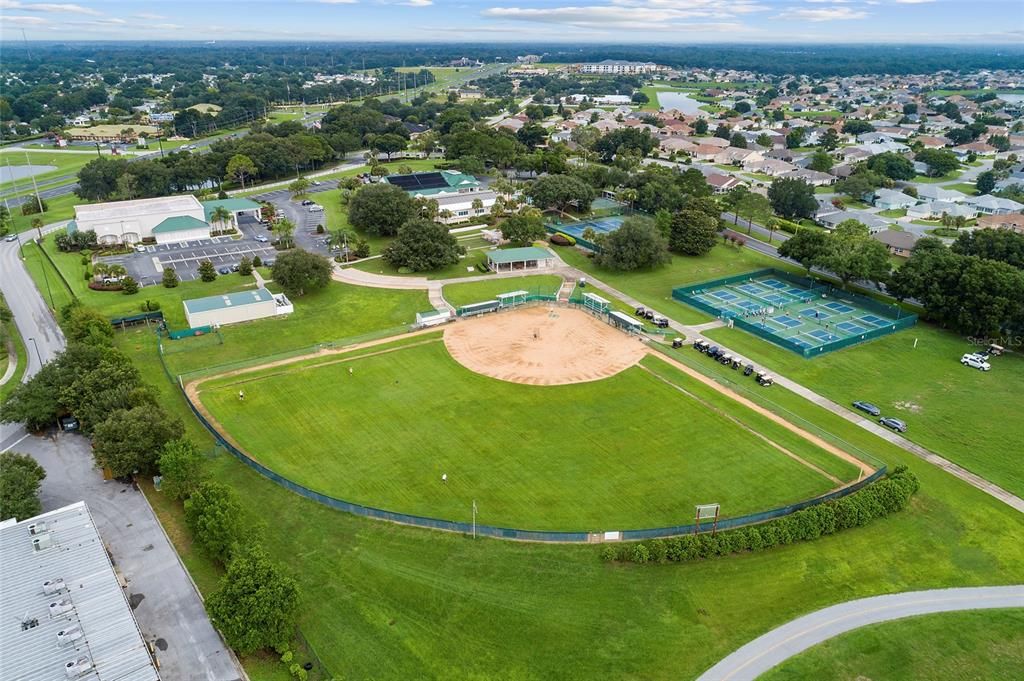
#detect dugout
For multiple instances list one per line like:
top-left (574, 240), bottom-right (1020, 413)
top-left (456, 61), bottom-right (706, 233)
top-left (497, 290), bottom-right (529, 308)
top-left (582, 292), bottom-right (611, 314)
top-left (458, 300), bottom-right (500, 316)
top-left (608, 310), bottom-right (643, 333)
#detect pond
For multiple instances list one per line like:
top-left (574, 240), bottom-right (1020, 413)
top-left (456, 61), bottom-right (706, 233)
top-left (997, 93), bottom-right (1024, 104)
top-left (653, 90), bottom-right (703, 115)
top-left (0, 164), bottom-right (57, 183)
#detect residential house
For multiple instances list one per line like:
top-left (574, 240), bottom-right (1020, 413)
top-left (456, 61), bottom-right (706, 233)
top-left (915, 135), bottom-right (950, 149)
top-left (779, 169), bottom-right (835, 186)
top-left (743, 158), bottom-right (797, 176)
top-left (707, 173), bottom-right (744, 194)
top-left (964, 194), bottom-right (1024, 215)
top-left (873, 188), bottom-right (918, 210)
top-left (976, 212), bottom-right (1024, 233)
top-left (873, 229), bottom-right (920, 257)
top-left (715, 147), bottom-right (763, 166)
top-left (907, 200), bottom-right (976, 220)
top-left (917, 185), bottom-right (967, 203)
top-left (953, 141), bottom-right (996, 157)
top-left (692, 144), bottom-right (725, 161)
top-left (818, 210), bottom-right (889, 233)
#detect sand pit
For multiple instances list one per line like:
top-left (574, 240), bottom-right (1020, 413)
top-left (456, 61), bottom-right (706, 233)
top-left (443, 305), bottom-right (647, 386)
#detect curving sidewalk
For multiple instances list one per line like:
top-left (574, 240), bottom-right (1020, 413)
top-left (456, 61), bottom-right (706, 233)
top-left (696, 585), bottom-right (1024, 681)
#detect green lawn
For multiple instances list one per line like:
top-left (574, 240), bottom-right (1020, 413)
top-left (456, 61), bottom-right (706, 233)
top-left (0, 297), bottom-right (28, 400)
top-left (197, 340), bottom-right (844, 530)
top-left (0, 148), bottom-right (95, 191)
top-left (760, 609), bottom-right (1024, 681)
top-left (442, 274), bottom-right (563, 307)
top-left (877, 208), bottom-right (907, 218)
top-left (912, 171), bottom-right (962, 184)
top-left (556, 243), bottom-right (773, 325)
top-left (10, 192), bottom-right (80, 233)
top-left (349, 249), bottom-right (491, 280)
top-left (701, 323), bottom-right (1024, 498)
top-left (946, 182), bottom-right (978, 196)
top-left (117, 318), bottom-right (1024, 681)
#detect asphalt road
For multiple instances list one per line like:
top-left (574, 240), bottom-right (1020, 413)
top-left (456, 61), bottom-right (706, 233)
top-left (696, 585), bottom-right (1024, 681)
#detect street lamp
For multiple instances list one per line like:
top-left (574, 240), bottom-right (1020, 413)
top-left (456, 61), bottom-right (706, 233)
top-left (27, 336), bottom-right (43, 368)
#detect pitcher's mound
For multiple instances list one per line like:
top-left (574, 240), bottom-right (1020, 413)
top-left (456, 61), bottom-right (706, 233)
top-left (443, 306), bottom-right (647, 386)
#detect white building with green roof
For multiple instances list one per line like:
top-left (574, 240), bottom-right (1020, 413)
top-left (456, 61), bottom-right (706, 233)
top-left (183, 287), bottom-right (293, 329)
top-left (71, 196), bottom-right (262, 246)
top-left (384, 170), bottom-right (497, 224)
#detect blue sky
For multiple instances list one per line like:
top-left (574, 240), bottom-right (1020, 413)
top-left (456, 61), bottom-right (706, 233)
top-left (1, 0), bottom-right (1022, 44)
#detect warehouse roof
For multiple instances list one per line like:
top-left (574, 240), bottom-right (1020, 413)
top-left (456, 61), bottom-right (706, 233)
top-left (201, 198), bottom-right (262, 222)
top-left (486, 247), bottom-right (555, 264)
top-left (184, 287), bottom-right (274, 314)
top-left (0, 501), bottom-right (160, 681)
top-left (75, 195), bottom-right (202, 222)
top-left (152, 215), bottom-right (209, 234)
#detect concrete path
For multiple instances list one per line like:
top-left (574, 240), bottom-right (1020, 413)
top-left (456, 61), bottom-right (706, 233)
top-left (696, 585), bottom-right (1024, 681)
top-left (19, 432), bottom-right (244, 681)
top-left (0, 340), bottom-right (16, 386)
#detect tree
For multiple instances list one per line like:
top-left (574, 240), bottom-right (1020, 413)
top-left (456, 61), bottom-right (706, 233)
top-left (92, 406), bottom-right (183, 477)
top-left (0, 452), bottom-right (47, 521)
top-left (382, 218), bottom-right (463, 272)
top-left (866, 152), bottom-right (916, 181)
top-left (525, 174), bottom-right (595, 212)
top-left (736, 192), bottom-right (772, 234)
top-left (198, 260), bottom-right (217, 282)
top-left (693, 119), bottom-right (708, 135)
top-left (842, 120), bottom-right (875, 135)
top-left (225, 154), bottom-right (258, 190)
top-left (207, 547), bottom-right (300, 654)
top-left (778, 228), bottom-right (829, 274)
top-left (915, 149), bottom-right (959, 178)
top-left (669, 210), bottom-right (719, 256)
top-left (820, 128), bottom-right (841, 151)
top-left (158, 438), bottom-right (205, 501)
top-left (816, 220), bottom-right (891, 288)
top-left (975, 171), bottom-right (996, 195)
top-left (348, 183), bottom-right (415, 237)
top-left (755, 133), bottom-right (774, 148)
top-left (272, 217), bottom-right (296, 249)
top-left (500, 214), bottom-right (545, 247)
top-left (184, 481), bottom-right (244, 563)
top-left (66, 306), bottom-right (115, 347)
top-left (238, 256), bottom-right (253, 276)
top-left (271, 249), bottom-right (332, 296)
top-left (768, 178), bottom-right (817, 220)
top-left (371, 133), bottom-right (408, 161)
top-left (807, 150), bottom-right (834, 173)
top-left (162, 267), bottom-right (179, 288)
top-left (121, 276), bottom-right (138, 295)
top-left (729, 133), bottom-right (747, 149)
top-left (288, 177), bottom-right (311, 199)
top-left (595, 217), bottom-right (670, 271)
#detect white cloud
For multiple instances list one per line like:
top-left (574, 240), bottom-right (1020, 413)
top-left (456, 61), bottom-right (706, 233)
top-left (312, 0), bottom-right (358, 4)
top-left (779, 6), bottom-right (868, 21)
top-left (133, 12), bottom-right (168, 20)
top-left (0, 14), bottom-right (49, 25)
top-left (402, 0), bottom-right (433, 5)
top-left (484, 2), bottom-right (765, 31)
top-left (894, 0), bottom-right (935, 4)
top-left (0, 1), bottom-right (101, 14)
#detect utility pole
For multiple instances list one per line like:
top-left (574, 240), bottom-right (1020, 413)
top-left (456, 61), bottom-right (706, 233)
top-left (27, 337), bottom-right (43, 368)
top-left (24, 150), bottom-right (45, 215)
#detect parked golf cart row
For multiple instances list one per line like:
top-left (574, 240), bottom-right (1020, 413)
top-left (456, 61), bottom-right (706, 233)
top-left (634, 306), bottom-right (669, 328)
top-left (691, 339), bottom-right (774, 386)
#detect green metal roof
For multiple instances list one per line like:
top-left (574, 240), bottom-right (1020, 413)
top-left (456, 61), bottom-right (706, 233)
top-left (152, 215), bottom-right (210, 234)
top-left (201, 198), bottom-right (261, 222)
top-left (486, 247), bottom-right (554, 264)
top-left (184, 287), bottom-right (274, 314)
top-left (65, 219), bottom-right (78, 234)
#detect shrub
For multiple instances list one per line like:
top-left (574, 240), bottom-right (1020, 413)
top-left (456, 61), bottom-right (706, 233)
top-left (549, 233), bottom-right (572, 246)
top-left (775, 218), bottom-right (803, 234)
top-left (121, 276), bottom-right (139, 295)
top-left (83, 268), bottom-right (92, 281)
top-left (139, 300), bottom-right (161, 312)
top-left (603, 467), bottom-right (919, 564)
top-left (316, 224), bottom-right (325, 234)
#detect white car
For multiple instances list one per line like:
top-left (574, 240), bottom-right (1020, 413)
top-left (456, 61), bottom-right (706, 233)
top-left (134, 244), bottom-right (147, 252)
top-left (255, 235), bottom-right (269, 243)
top-left (960, 353), bottom-right (991, 371)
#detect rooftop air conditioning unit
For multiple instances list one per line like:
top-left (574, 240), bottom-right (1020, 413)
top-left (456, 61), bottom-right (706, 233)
top-left (43, 578), bottom-right (67, 595)
top-left (57, 626), bottom-right (84, 647)
top-left (64, 657), bottom-right (93, 679)
top-left (32, 534), bottom-right (54, 551)
top-left (49, 598), bottom-right (74, 618)
top-left (29, 522), bottom-right (48, 535)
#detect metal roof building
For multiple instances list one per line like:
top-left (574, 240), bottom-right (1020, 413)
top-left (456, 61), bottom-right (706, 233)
top-left (486, 247), bottom-right (557, 273)
top-left (183, 287), bottom-right (293, 329)
top-left (0, 501), bottom-right (160, 681)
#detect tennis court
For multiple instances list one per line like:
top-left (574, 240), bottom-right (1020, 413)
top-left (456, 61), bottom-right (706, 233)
top-left (551, 214), bottom-right (626, 239)
top-left (672, 269), bottom-right (917, 357)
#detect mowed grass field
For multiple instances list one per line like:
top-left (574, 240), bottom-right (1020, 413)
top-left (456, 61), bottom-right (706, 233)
top-left (196, 340), bottom-right (849, 530)
top-left (761, 609), bottom-right (1024, 681)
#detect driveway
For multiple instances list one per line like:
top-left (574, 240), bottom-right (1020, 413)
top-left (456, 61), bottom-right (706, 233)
top-left (15, 432), bottom-right (243, 681)
top-left (696, 585), bottom-right (1024, 681)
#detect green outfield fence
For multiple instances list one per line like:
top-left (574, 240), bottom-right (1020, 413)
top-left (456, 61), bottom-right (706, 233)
top-left (672, 268), bottom-right (917, 358)
top-left (157, 324), bottom-right (886, 542)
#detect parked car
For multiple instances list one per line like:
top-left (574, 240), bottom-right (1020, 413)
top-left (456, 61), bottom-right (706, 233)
top-left (308, 205), bottom-right (324, 213)
top-left (263, 259), bottom-right (275, 268)
top-left (231, 263), bottom-right (240, 272)
top-left (255, 235), bottom-right (269, 243)
top-left (59, 416), bottom-right (79, 432)
top-left (300, 199), bottom-right (315, 206)
top-left (879, 417), bottom-right (907, 433)
top-left (218, 266), bottom-right (231, 275)
top-left (4, 234), bottom-right (18, 242)
top-left (960, 353), bottom-right (991, 371)
top-left (852, 401), bottom-right (881, 417)
top-left (312, 180), bottom-right (323, 186)
top-left (134, 244), bottom-right (147, 252)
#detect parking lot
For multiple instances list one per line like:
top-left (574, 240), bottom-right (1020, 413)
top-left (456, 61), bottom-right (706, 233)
top-left (98, 217), bottom-right (279, 285)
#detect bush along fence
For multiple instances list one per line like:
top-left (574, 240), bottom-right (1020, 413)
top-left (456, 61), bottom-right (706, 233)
top-left (602, 466), bottom-right (919, 563)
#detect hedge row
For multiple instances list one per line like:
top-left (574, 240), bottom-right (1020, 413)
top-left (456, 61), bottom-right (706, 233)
top-left (602, 466), bottom-right (919, 565)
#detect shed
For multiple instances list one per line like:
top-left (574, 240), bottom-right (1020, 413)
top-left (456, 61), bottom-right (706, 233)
top-left (183, 287), bottom-right (291, 329)
top-left (486, 247), bottom-right (556, 273)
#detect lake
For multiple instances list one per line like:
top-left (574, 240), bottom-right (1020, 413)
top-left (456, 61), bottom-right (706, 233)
top-left (0, 164), bottom-right (57, 183)
top-left (997, 93), bottom-right (1024, 104)
top-left (653, 90), bottom-right (703, 115)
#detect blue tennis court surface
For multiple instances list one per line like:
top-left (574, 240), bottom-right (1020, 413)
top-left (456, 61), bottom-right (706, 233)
top-left (551, 215), bottom-right (625, 239)
top-left (673, 269), bottom-right (916, 357)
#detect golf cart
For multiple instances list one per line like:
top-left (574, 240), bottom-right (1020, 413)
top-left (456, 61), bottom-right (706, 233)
top-left (634, 306), bottom-right (647, 317)
top-left (743, 363), bottom-right (755, 376)
top-left (672, 337), bottom-right (684, 349)
top-left (756, 371), bottom-right (774, 387)
top-left (694, 340), bottom-right (709, 352)
top-left (652, 315), bottom-right (669, 328)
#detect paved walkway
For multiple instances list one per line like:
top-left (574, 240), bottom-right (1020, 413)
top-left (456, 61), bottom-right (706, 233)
top-left (696, 585), bottom-right (1024, 681)
top-left (326, 252), bottom-right (1024, 515)
top-left (0, 340), bottom-right (16, 386)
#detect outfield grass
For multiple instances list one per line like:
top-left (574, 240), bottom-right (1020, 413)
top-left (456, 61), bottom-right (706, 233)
top-left (198, 342), bottom-right (842, 529)
top-left (117, 317), bottom-right (1024, 681)
top-left (442, 274), bottom-right (563, 307)
top-left (701, 324), bottom-right (1024, 498)
top-left (761, 609), bottom-right (1024, 681)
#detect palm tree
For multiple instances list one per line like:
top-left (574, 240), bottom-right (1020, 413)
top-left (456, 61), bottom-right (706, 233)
top-left (328, 228), bottom-right (356, 253)
top-left (273, 218), bottom-right (296, 249)
top-left (617, 188), bottom-right (638, 212)
top-left (210, 206), bottom-right (234, 233)
top-left (471, 198), bottom-right (484, 214)
top-left (439, 209), bottom-right (453, 223)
